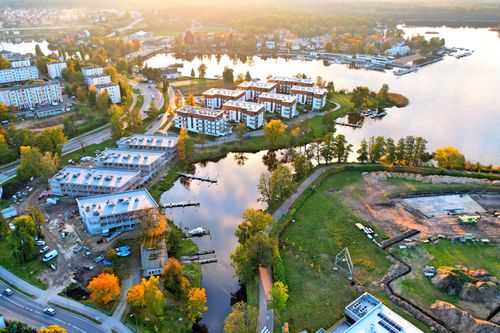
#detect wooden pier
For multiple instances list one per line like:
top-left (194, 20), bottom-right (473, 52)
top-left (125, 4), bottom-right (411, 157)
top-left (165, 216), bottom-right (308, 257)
top-left (335, 122), bottom-right (362, 128)
top-left (179, 173), bottom-right (218, 183)
top-left (183, 230), bottom-right (211, 238)
top-left (181, 257), bottom-right (217, 265)
top-left (161, 201), bottom-right (200, 209)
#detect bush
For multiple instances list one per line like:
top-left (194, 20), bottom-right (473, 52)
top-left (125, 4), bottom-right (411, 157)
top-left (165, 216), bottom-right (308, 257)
top-left (272, 246), bottom-right (286, 284)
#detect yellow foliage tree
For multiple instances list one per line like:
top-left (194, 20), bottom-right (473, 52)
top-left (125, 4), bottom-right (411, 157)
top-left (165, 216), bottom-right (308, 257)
top-left (186, 287), bottom-right (208, 322)
top-left (38, 325), bottom-right (67, 333)
top-left (434, 146), bottom-right (466, 170)
top-left (127, 283), bottom-right (145, 308)
top-left (263, 119), bottom-right (287, 148)
top-left (177, 127), bottom-right (194, 162)
top-left (87, 272), bottom-right (121, 305)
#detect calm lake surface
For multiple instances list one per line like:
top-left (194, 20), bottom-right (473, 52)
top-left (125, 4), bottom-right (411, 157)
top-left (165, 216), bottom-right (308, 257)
top-left (147, 26), bottom-right (500, 165)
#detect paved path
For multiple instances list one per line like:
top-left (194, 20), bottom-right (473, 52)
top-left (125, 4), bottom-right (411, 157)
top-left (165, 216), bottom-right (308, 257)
top-left (257, 267), bottom-right (274, 333)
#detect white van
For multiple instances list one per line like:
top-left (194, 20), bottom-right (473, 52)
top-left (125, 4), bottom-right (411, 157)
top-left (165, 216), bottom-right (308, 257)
top-left (42, 250), bottom-right (58, 262)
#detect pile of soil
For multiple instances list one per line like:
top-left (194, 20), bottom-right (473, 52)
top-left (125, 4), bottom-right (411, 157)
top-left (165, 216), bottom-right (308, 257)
top-left (431, 301), bottom-right (500, 332)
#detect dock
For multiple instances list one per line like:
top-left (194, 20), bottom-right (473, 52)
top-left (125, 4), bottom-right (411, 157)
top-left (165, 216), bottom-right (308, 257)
top-left (183, 230), bottom-right (211, 238)
top-left (181, 257), bottom-right (217, 265)
top-left (161, 201), bottom-right (200, 209)
top-left (179, 173), bottom-right (218, 183)
top-left (335, 122), bottom-right (362, 128)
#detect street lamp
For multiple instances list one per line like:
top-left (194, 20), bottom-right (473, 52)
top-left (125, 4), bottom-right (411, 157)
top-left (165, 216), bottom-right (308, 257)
top-left (130, 313), bottom-right (139, 332)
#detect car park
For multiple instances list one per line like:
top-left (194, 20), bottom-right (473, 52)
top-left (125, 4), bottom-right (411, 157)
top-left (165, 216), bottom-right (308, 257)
top-left (3, 288), bottom-right (14, 296)
top-left (39, 246), bottom-right (50, 254)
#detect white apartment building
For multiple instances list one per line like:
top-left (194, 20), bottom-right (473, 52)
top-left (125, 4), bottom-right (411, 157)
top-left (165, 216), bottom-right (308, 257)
top-left (0, 65), bottom-right (39, 84)
top-left (0, 80), bottom-right (62, 110)
top-left (95, 83), bottom-right (121, 103)
top-left (290, 85), bottom-right (327, 110)
top-left (46, 61), bottom-right (67, 79)
top-left (9, 56), bottom-right (31, 68)
top-left (202, 88), bottom-right (246, 109)
top-left (258, 92), bottom-right (298, 119)
top-left (237, 81), bottom-right (277, 100)
top-left (50, 166), bottom-right (142, 197)
top-left (268, 76), bottom-right (314, 93)
top-left (76, 189), bottom-right (159, 235)
top-left (93, 148), bottom-right (167, 182)
top-left (385, 45), bottom-right (411, 57)
top-left (81, 66), bottom-right (104, 77)
top-left (86, 74), bottom-right (111, 86)
top-left (116, 134), bottom-right (177, 157)
top-left (175, 106), bottom-right (230, 137)
top-left (222, 100), bottom-right (265, 129)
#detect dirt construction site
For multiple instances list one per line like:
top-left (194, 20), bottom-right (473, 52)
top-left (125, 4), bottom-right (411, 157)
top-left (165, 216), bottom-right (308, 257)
top-left (347, 171), bottom-right (500, 242)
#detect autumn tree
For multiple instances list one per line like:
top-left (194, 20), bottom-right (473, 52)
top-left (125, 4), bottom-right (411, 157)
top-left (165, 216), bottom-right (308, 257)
top-left (234, 122), bottom-right (248, 142)
top-left (223, 301), bottom-right (258, 333)
top-left (109, 105), bottom-right (125, 140)
top-left (143, 275), bottom-right (166, 315)
top-left (197, 63), bottom-right (207, 79)
top-left (87, 272), bottom-right (121, 305)
top-left (292, 153), bottom-right (312, 181)
top-left (26, 206), bottom-right (45, 236)
top-left (96, 91), bottom-right (110, 113)
top-left (434, 146), bottom-right (466, 169)
top-left (0, 215), bottom-right (9, 240)
top-left (8, 216), bottom-right (37, 263)
top-left (231, 232), bottom-right (273, 283)
top-left (142, 214), bottom-right (168, 239)
top-left (257, 165), bottom-right (295, 208)
top-left (36, 127), bottom-right (68, 156)
top-left (76, 86), bottom-right (87, 103)
top-left (163, 257), bottom-right (190, 296)
top-left (269, 281), bottom-right (289, 317)
top-left (88, 86), bottom-right (97, 107)
top-left (0, 55), bottom-right (11, 69)
top-left (177, 127), bottom-right (194, 162)
top-left (127, 283), bottom-right (146, 308)
top-left (17, 146), bottom-right (60, 181)
top-left (186, 287), bottom-right (208, 322)
top-left (38, 325), bottom-right (67, 333)
top-left (263, 119), bottom-right (287, 148)
top-left (235, 209), bottom-right (274, 244)
top-left (185, 94), bottom-right (195, 106)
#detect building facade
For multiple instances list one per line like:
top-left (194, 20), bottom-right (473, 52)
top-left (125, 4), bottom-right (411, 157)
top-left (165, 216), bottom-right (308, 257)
top-left (290, 85), bottom-right (327, 110)
top-left (81, 67), bottom-right (121, 103)
top-left (202, 88), bottom-right (246, 109)
top-left (258, 92), bottom-right (298, 119)
top-left (50, 166), bottom-right (142, 197)
top-left (81, 66), bottom-right (104, 77)
top-left (175, 106), bottom-right (230, 136)
top-left (222, 100), bottom-right (265, 129)
top-left (46, 61), bottom-right (67, 79)
top-left (268, 76), bottom-right (314, 93)
top-left (86, 74), bottom-right (111, 86)
top-left (0, 65), bottom-right (39, 84)
top-left (95, 83), bottom-right (121, 103)
top-left (9, 56), bottom-right (31, 68)
top-left (76, 189), bottom-right (159, 235)
top-left (0, 80), bottom-right (63, 110)
top-left (237, 81), bottom-right (277, 100)
top-left (116, 134), bottom-right (178, 157)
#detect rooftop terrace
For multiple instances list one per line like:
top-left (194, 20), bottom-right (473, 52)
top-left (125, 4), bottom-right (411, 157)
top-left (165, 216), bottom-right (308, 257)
top-left (116, 134), bottom-right (178, 149)
top-left (176, 105), bottom-right (225, 118)
top-left (202, 88), bottom-right (245, 97)
top-left (94, 149), bottom-right (165, 167)
top-left (258, 92), bottom-right (297, 103)
top-left (50, 166), bottom-right (140, 188)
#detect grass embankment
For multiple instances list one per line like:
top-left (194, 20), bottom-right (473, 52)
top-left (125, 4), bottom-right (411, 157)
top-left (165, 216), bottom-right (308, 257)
top-left (62, 139), bottom-right (116, 165)
top-left (274, 170), bottom-right (392, 331)
top-left (393, 242), bottom-right (500, 310)
top-left (388, 93), bottom-right (410, 107)
top-left (385, 177), bottom-right (500, 195)
top-left (0, 240), bottom-right (48, 289)
top-left (172, 78), bottom-right (237, 95)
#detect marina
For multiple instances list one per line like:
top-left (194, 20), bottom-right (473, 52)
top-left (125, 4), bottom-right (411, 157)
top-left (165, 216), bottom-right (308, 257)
top-left (178, 172), bottom-right (218, 183)
top-left (160, 201), bottom-right (201, 209)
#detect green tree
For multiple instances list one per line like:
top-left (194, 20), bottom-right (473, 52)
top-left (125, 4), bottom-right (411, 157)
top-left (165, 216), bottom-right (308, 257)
top-left (36, 128), bottom-right (68, 156)
top-left (231, 232), bottom-right (273, 283)
top-left (143, 275), bottom-right (166, 316)
top-left (384, 138), bottom-right (397, 164)
top-left (395, 138), bottom-right (406, 164)
top-left (0, 214), bottom-right (9, 240)
top-left (244, 71), bottom-right (252, 81)
top-left (5, 320), bottom-right (36, 333)
top-left (434, 146), bottom-right (466, 169)
top-left (333, 134), bottom-right (353, 162)
top-left (292, 153), bottom-right (312, 181)
top-left (269, 281), bottom-right (289, 317)
top-left (17, 146), bottom-right (44, 180)
top-left (88, 86), bottom-right (97, 107)
top-left (263, 119), bottom-right (287, 148)
top-left (235, 209), bottom-right (274, 244)
top-left (350, 86), bottom-right (370, 110)
top-left (109, 105), bottom-right (125, 140)
top-left (8, 216), bottom-right (37, 263)
top-left (35, 44), bottom-right (45, 57)
top-left (235, 73), bottom-right (245, 84)
top-left (357, 138), bottom-right (369, 163)
top-left (63, 116), bottom-right (78, 138)
top-left (190, 68), bottom-right (195, 77)
top-left (26, 206), bottom-right (45, 236)
top-left (127, 108), bottom-right (143, 133)
top-left (0, 55), bottom-right (11, 69)
top-left (163, 258), bottom-right (190, 296)
top-left (376, 83), bottom-right (390, 106)
top-left (0, 133), bottom-right (11, 164)
top-left (321, 133), bottom-right (335, 163)
top-left (197, 63), bottom-right (207, 79)
top-left (146, 101), bottom-right (159, 119)
top-left (404, 136), bottom-right (416, 165)
top-left (413, 136), bottom-right (428, 166)
top-left (234, 122), bottom-right (248, 142)
top-left (322, 111), bottom-right (337, 134)
top-left (223, 301), bottom-right (257, 333)
top-left (96, 91), bottom-right (109, 113)
top-left (257, 164), bottom-right (295, 208)
top-left (222, 66), bottom-right (234, 83)
top-left (368, 136), bottom-right (385, 163)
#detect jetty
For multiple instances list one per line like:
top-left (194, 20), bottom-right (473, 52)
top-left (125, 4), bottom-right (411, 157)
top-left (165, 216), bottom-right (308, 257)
top-left (161, 201), bottom-right (200, 209)
top-left (179, 173), bottom-right (218, 183)
top-left (183, 230), bottom-right (211, 238)
top-left (181, 257), bottom-right (217, 265)
top-left (335, 122), bottom-right (362, 128)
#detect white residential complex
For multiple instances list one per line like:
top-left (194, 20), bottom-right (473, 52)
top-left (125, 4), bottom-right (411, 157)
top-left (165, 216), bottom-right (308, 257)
top-left (81, 66), bottom-right (121, 103)
top-left (93, 148), bottom-right (168, 182)
top-left (116, 134), bottom-right (178, 156)
top-left (175, 106), bottom-right (230, 136)
top-left (0, 65), bottom-right (39, 84)
top-left (222, 100), bottom-right (265, 129)
top-left (76, 189), bottom-right (159, 235)
top-left (50, 166), bottom-right (142, 197)
top-left (86, 74), bottom-right (111, 86)
top-left (0, 80), bottom-right (63, 110)
top-left (290, 85), bottom-right (327, 110)
top-left (237, 81), bottom-right (277, 100)
top-left (81, 66), bottom-right (104, 77)
top-left (202, 88), bottom-right (246, 109)
top-left (95, 83), bottom-right (121, 104)
top-left (9, 56), bottom-right (31, 68)
top-left (46, 61), bottom-right (67, 79)
top-left (268, 76), bottom-right (314, 93)
top-left (258, 92), bottom-right (298, 118)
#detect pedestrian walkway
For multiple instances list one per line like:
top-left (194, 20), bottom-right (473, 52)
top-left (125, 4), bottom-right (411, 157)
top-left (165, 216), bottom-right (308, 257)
top-left (257, 267), bottom-right (274, 333)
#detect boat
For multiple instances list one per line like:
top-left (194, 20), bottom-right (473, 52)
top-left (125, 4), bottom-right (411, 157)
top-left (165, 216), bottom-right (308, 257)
top-left (188, 227), bottom-right (206, 236)
top-left (394, 66), bottom-right (419, 76)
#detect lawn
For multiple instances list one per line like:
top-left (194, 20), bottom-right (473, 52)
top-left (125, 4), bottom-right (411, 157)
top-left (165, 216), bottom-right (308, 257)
top-left (0, 239), bottom-right (48, 289)
top-left (275, 170), bottom-right (392, 332)
top-left (385, 177), bottom-right (500, 194)
top-left (173, 78), bottom-right (237, 96)
top-left (62, 139), bottom-right (116, 165)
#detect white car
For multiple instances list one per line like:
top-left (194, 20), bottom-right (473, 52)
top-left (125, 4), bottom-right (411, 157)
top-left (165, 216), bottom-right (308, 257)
top-left (44, 307), bottom-right (56, 316)
top-left (3, 288), bottom-right (13, 296)
top-left (80, 156), bottom-right (93, 162)
top-left (39, 246), bottom-right (50, 254)
top-left (35, 240), bottom-right (46, 246)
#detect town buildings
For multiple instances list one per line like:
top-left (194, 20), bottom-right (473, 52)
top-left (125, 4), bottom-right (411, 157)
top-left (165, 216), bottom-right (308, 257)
top-left (175, 105), bottom-right (230, 136)
top-left (160, 67), bottom-right (180, 80)
top-left (95, 83), bottom-right (121, 104)
top-left (268, 76), bottom-right (314, 93)
top-left (9, 56), bottom-right (31, 68)
top-left (116, 134), bottom-right (178, 156)
top-left (202, 88), bottom-right (246, 109)
top-left (237, 81), bottom-right (277, 100)
top-left (81, 66), bottom-right (121, 103)
top-left (76, 189), bottom-right (159, 235)
top-left (385, 43), bottom-right (411, 57)
top-left (290, 85), bottom-right (327, 110)
top-left (93, 148), bottom-right (168, 182)
top-left (141, 237), bottom-right (168, 277)
top-left (46, 61), bottom-right (67, 79)
top-left (222, 100), bottom-right (265, 129)
top-left (258, 92), bottom-right (298, 118)
top-left (0, 65), bottom-right (39, 84)
top-left (0, 80), bottom-right (63, 111)
top-left (49, 166), bottom-right (142, 197)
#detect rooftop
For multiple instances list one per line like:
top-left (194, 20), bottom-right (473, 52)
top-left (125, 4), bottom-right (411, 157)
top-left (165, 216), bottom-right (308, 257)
top-left (270, 76), bottom-right (314, 84)
top-left (222, 100), bottom-right (265, 113)
top-left (176, 105), bottom-right (225, 118)
top-left (47, 61), bottom-right (66, 66)
top-left (94, 148), bottom-right (165, 167)
top-left (2, 80), bottom-right (58, 91)
top-left (116, 134), bottom-right (178, 149)
top-left (76, 189), bottom-right (158, 221)
top-left (202, 88), bottom-right (245, 97)
top-left (291, 85), bottom-right (327, 94)
top-left (50, 166), bottom-right (140, 188)
top-left (94, 82), bottom-right (118, 89)
top-left (258, 92), bottom-right (297, 103)
top-left (238, 81), bottom-right (277, 89)
top-left (141, 238), bottom-right (168, 272)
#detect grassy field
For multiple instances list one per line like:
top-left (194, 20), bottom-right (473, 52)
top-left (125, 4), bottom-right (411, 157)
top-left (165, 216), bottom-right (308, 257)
top-left (275, 170), bottom-right (392, 331)
top-left (173, 78), bottom-right (237, 95)
top-left (385, 177), bottom-right (500, 194)
top-left (0, 239), bottom-right (48, 289)
top-left (62, 139), bottom-right (115, 165)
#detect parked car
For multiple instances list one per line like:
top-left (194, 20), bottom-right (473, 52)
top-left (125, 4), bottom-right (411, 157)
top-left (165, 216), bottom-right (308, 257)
top-left (3, 288), bottom-right (13, 296)
top-left (39, 246), bottom-right (50, 254)
top-left (35, 240), bottom-right (46, 246)
top-left (73, 243), bottom-right (84, 254)
top-left (42, 250), bottom-right (58, 262)
top-left (94, 255), bottom-right (105, 263)
top-left (44, 307), bottom-right (56, 316)
top-left (116, 250), bottom-right (131, 257)
top-left (80, 156), bottom-right (93, 162)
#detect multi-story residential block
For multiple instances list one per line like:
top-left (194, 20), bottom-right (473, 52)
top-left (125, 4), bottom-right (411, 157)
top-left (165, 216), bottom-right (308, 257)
top-left (0, 65), bottom-right (39, 84)
top-left (222, 100), bottom-right (265, 129)
top-left (81, 66), bottom-right (104, 77)
top-left (95, 82), bottom-right (121, 103)
top-left (202, 88), bottom-right (246, 109)
top-left (86, 74), bottom-right (111, 87)
top-left (175, 106), bottom-right (230, 136)
top-left (50, 166), bottom-right (142, 197)
top-left (9, 56), bottom-right (31, 68)
top-left (0, 80), bottom-right (62, 110)
top-left (268, 76), bottom-right (314, 93)
top-left (237, 81), bottom-right (277, 100)
top-left (46, 61), bottom-right (67, 79)
top-left (116, 134), bottom-right (177, 157)
top-left (258, 92), bottom-right (298, 119)
top-left (93, 148), bottom-right (167, 181)
top-left (290, 85), bottom-right (327, 110)
top-left (76, 189), bottom-right (159, 235)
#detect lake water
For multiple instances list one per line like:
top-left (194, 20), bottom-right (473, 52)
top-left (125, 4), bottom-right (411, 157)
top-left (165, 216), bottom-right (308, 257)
top-left (146, 26), bottom-right (500, 165)
top-left (0, 40), bottom-right (51, 56)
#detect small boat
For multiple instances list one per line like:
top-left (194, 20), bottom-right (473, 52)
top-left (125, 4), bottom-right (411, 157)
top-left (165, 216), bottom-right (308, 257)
top-left (188, 227), bottom-right (206, 236)
top-left (117, 251), bottom-right (131, 257)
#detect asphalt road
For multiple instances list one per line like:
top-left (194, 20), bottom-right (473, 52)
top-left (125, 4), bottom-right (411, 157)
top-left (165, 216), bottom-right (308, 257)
top-left (0, 281), bottom-right (106, 333)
